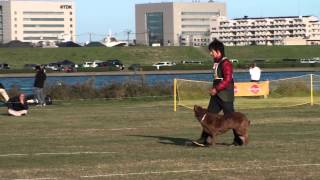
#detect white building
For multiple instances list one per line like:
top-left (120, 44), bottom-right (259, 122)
top-left (210, 16), bottom-right (320, 46)
top-left (0, 0), bottom-right (76, 44)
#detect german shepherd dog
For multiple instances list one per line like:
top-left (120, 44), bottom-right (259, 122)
top-left (194, 105), bottom-right (250, 146)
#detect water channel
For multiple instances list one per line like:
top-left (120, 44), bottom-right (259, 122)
top-left (0, 71), bottom-right (319, 94)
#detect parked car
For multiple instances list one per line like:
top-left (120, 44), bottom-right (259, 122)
top-left (181, 60), bottom-right (202, 64)
top-left (99, 59), bottom-right (124, 70)
top-left (61, 66), bottom-right (75, 73)
top-left (0, 63), bottom-right (10, 69)
top-left (45, 63), bottom-right (60, 71)
top-left (107, 59), bottom-right (124, 70)
top-left (230, 59), bottom-right (239, 63)
top-left (300, 58), bottom-right (320, 64)
top-left (23, 64), bottom-right (38, 70)
top-left (82, 60), bottom-right (102, 68)
top-left (152, 61), bottom-right (176, 70)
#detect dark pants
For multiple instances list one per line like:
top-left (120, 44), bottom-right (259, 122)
top-left (201, 95), bottom-right (242, 145)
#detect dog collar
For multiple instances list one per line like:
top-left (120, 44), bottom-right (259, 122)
top-left (201, 114), bottom-right (207, 122)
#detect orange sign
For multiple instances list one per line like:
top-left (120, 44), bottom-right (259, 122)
top-left (234, 81), bottom-right (269, 97)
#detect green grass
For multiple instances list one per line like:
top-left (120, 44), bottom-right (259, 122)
top-left (0, 46), bottom-right (208, 69)
top-left (0, 99), bottom-right (319, 179)
top-left (2, 45), bottom-right (320, 69)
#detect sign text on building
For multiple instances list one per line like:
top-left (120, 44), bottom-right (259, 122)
top-left (60, 5), bottom-right (72, 9)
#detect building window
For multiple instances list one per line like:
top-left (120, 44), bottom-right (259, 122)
top-left (23, 24), bottom-right (64, 28)
top-left (70, 24), bottom-right (73, 28)
top-left (181, 25), bottom-right (210, 28)
top-left (181, 18), bottom-right (209, 22)
top-left (70, 18), bottom-right (73, 21)
top-left (23, 31), bottom-right (64, 34)
top-left (70, 12), bottom-right (72, 15)
top-left (24, 36), bottom-right (58, 40)
top-left (23, 18), bottom-right (64, 21)
top-left (23, 11), bottom-right (64, 15)
top-left (181, 12), bottom-right (220, 16)
top-left (146, 12), bottom-right (164, 46)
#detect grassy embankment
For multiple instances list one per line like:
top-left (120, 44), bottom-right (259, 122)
top-left (1, 45), bottom-right (320, 69)
top-left (0, 99), bottom-right (319, 179)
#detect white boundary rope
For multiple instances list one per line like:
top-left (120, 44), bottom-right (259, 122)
top-left (80, 163), bottom-right (320, 178)
top-left (0, 152), bottom-right (117, 157)
top-left (14, 178), bottom-right (57, 180)
top-left (6, 163), bottom-right (320, 179)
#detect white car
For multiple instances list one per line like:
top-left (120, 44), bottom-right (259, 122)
top-left (152, 61), bottom-right (176, 70)
top-left (230, 59), bottom-right (239, 63)
top-left (82, 60), bottom-right (103, 68)
top-left (45, 63), bottom-right (59, 71)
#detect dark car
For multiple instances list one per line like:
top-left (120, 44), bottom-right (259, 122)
top-left (107, 59), bottom-right (124, 70)
top-left (23, 64), bottom-right (38, 70)
top-left (0, 63), bottom-right (10, 69)
top-left (85, 41), bottom-right (105, 47)
top-left (56, 41), bottom-right (82, 47)
top-left (61, 66), bottom-right (75, 73)
top-left (99, 59), bottom-right (124, 70)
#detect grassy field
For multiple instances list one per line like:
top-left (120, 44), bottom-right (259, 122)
top-left (1, 45), bottom-right (320, 68)
top-left (0, 99), bottom-right (319, 179)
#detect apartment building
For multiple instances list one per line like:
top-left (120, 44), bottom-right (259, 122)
top-left (0, 0), bottom-right (76, 44)
top-left (210, 15), bottom-right (320, 46)
top-left (135, 1), bottom-right (226, 46)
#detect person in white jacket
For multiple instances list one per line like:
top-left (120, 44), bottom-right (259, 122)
top-left (249, 63), bottom-right (261, 82)
top-left (0, 83), bottom-right (9, 102)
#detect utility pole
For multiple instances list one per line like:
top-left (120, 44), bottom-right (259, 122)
top-left (89, 32), bottom-right (92, 43)
top-left (125, 29), bottom-right (132, 45)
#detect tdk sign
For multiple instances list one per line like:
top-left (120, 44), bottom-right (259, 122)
top-left (60, 5), bottom-right (72, 9)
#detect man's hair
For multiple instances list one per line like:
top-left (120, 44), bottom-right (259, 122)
top-left (208, 38), bottom-right (225, 57)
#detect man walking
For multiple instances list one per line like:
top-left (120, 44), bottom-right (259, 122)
top-left (192, 39), bottom-right (242, 147)
top-left (34, 65), bottom-right (47, 106)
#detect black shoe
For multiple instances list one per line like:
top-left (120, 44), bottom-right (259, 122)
top-left (232, 140), bottom-right (243, 146)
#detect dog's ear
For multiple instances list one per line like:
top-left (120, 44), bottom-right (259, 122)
top-left (194, 105), bottom-right (198, 111)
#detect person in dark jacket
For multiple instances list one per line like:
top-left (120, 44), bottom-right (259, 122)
top-left (34, 65), bottom-right (47, 106)
top-left (192, 39), bottom-right (242, 147)
top-left (7, 93), bottom-right (28, 116)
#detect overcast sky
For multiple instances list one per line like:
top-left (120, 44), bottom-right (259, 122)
top-left (75, 0), bottom-right (320, 43)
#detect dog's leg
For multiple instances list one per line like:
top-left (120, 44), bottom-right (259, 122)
top-left (232, 129), bottom-right (243, 146)
top-left (242, 131), bottom-right (249, 145)
top-left (206, 136), bottom-right (212, 145)
top-left (206, 135), bottom-right (216, 146)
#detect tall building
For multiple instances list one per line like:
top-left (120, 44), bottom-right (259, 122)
top-left (135, 1), bottom-right (226, 46)
top-left (210, 15), bottom-right (320, 46)
top-left (0, 0), bottom-right (76, 44)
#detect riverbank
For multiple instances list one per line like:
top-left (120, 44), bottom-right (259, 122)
top-left (0, 67), bottom-right (319, 78)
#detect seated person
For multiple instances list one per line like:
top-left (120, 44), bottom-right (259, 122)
top-left (0, 83), bottom-right (9, 102)
top-left (7, 93), bottom-right (28, 116)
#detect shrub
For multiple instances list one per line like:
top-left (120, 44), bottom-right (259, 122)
top-left (45, 78), bottom-right (172, 100)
